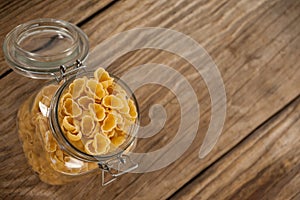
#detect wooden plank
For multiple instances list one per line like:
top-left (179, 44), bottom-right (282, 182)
top-left (0, 0), bottom-right (116, 76)
top-left (171, 96), bottom-right (300, 200)
top-left (0, 0), bottom-right (300, 199)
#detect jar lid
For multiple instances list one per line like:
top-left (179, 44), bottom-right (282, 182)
top-left (3, 18), bottom-right (89, 79)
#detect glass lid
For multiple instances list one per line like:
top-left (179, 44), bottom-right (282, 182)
top-left (3, 18), bottom-right (89, 79)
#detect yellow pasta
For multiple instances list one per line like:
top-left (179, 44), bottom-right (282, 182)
top-left (67, 131), bottom-right (82, 142)
top-left (102, 95), bottom-right (123, 109)
top-left (62, 116), bottom-right (77, 133)
top-left (111, 130), bottom-right (126, 147)
top-left (42, 85), bottom-right (59, 98)
top-left (101, 113), bottom-right (117, 132)
top-left (94, 68), bottom-right (110, 82)
top-left (116, 94), bottom-right (130, 114)
top-left (80, 115), bottom-right (95, 138)
top-left (84, 140), bottom-right (96, 155)
top-left (89, 103), bottom-right (106, 121)
top-left (78, 96), bottom-right (94, 110)
top-left (63, 98), bottom-right (82, 117)
top-left (86, 79), bottom-right (97, 93)
top-left (128, 99), bottom-right (138, 119)
top-left (95, 83), bottom-right (106, 101)
top-left (55, 68), bottom-right (138, 157)
top-left (41, 130), bottom-right (57, 152)
top-left (61, 92), bottom-right (72, 102)
top-left (69, 77), bottom-right (86, 99)
top-left (93, 133), bottom-right (110, 154)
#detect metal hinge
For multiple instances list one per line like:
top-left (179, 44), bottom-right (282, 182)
top-left (52, 59), bottom-right (86, 82)
top-left (98, 154), bottom-right (138, 186)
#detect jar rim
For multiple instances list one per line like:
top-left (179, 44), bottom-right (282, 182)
top-left (13, 19), bottom-right (79, 59)
top-left (49, 71), bottom-right (140, 162)
top-left (3, 18), bottom-right (89, 79)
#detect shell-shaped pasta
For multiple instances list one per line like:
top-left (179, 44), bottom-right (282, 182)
top-left (67, 131), bottom-right (82, 142)
top-left (95, 83), bottom-right (106, 101)
top-left (35, 115), bottom-right (51, 147)
top-left (41, 130), bottom-right (57, 152)
top-left (106, 129), bottom-right (115, 138)
top-left (61, 92), bottom-right (72, 103)
top-left (101, 80), bottom-right (113, 89)
top-left (42, 85), bottom-right (59, 98)
top-left (117, 118), bottom-right (131, 133)
top-left (101, 113), bottom-right (117, 132)
top-left (55, 150), bottom-right (64, 162)
top-left (78, 96), bottom-right (94, 110)
top-left (81, 115), bottom-right (95, 137)
top-left (94, 68), bottom-right (112, 82)
top-left (89, 103), bottom-right (106, 121)
top-left (62, 116), bottom-right (77, 133)
top-left (84, 140), bottom-right (96, 155)
top-left (72, 140), bottom-right (85, 152)
top-left (69, 77), bottom-right (86, 99)
top-left (128, 99), bottom-right (138, 119)
top-left (93, 133), bottom-right (110, 154)
top-left (86, 79), bottom-right (98, 94)
top-left (111, 134), bottom-right (126, 147)
top-left (116, 94), bottom-right (130, 114)
top-left (111, 110), bottom-right (123, 125)
top-left (41, 95), bottom-right (51, 107)
top-left (63, 98), bottom-right (82, 117)
top-left (106, 84), bottom-right (115, 95)
top-left (102, 95), bottom-right (123, 109)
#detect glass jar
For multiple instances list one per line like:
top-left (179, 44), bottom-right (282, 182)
top-left (3, 19), bottom-right (139, 185)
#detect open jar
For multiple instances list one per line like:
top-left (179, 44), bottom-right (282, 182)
top-left (3, 19), bottom-right (139, 185)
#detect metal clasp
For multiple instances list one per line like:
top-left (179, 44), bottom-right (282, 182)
top-left (52, 59), bottom-right (86, 82)
top-left (98, 154), bottom-right (138, 186)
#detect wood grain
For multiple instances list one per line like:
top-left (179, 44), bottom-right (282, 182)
top-left (0, 0), bottom-right (116, 76)
top-left (171, 96), bottom-right (300, 200)
top-left (0, 0), bottom-right (300, 199)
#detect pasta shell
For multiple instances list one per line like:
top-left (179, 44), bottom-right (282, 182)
top-left (69, 78), bottom-right (86, 99)
top-left (111, 134), bottom-right (126, 147)
top-left (128, 99), bottom-right (138, 119)
top-left (94, 68), bottom-right (112, 82)
top-left (101, 113), bottom-right (117, 132)
top-left (62, 116), bottom-right (77, 132)
top-left (95, 83), bottom-right (106, 101)
top-left (102, 95), bottom-right (123, 109)
top-left (89, 103), bottom-right (106, 121)
top-left (84, 140), bottom-right (96, 155)
top-left (80, 115), bottom-right (95, 137)
top-left (67, 131), bottom-right (82, 142)
top-left (93, 133), bottom-right (110, 154)
top-left (63, 98), bottom-right (82, 117)
top-left (78, 96), bottom-right (94, 110)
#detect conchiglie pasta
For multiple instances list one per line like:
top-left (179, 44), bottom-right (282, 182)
top-left (102, 95), bottom-right (123, 109)
top-left (78, 96), bottom-right (94, 110)
top-left (101, 113), bottom-right (117, 132)
top-left (63, 98), bottom-right (82, 117)
top-left (93, 133), bottom-right (110, 154)
top-left (56, 68), bottom-right (138, 156)
top-left (80, 115), bottom-right (95, 138)
top-left (69, 77), bottom-right (86, 99)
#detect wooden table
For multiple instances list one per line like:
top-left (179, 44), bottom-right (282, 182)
top-left (1, 0), bottom-right (299, 199)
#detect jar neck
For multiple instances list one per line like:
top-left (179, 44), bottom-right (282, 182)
top-left (48, 72), bottom-right (139, 163)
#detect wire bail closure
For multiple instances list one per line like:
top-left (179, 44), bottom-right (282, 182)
top-left (53, 59), bottom-right (86, 82)
top-left (98, 154), bottom-right (138, 186)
